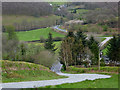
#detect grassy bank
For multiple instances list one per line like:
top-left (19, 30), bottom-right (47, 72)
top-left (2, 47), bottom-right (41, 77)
top-left (1, 60), bottom-right (67, 83)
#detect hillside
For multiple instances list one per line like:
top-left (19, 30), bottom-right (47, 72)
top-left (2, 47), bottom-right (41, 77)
top-left (1, 60), bottom-right (67, 83)
top-left (2, 2), bottom-right (52, 16)
top-left (2, 15), bottom-right (66, 31)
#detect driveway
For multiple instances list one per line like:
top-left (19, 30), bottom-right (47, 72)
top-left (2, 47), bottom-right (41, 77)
top-left (1, 73), bottom-right (111, 88)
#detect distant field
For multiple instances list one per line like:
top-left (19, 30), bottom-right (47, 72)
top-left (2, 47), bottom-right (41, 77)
top-left (4, 28), bottom-right (65, 41)
top-left (77, 9), bottom-right (90, 14)
top-left (100, 35), bottom-right (113, 37)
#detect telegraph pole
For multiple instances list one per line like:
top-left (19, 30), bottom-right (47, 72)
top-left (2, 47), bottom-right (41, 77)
top-left (98, 49), bottom-right (101, 71)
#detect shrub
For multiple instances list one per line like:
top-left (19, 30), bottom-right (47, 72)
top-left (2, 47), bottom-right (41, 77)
top-left (33, 50), bottom-right (57, 68)
top-left (40, 36), bottom-right (46, 43)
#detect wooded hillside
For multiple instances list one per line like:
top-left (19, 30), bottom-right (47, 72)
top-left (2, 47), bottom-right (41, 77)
top-left (2, 2), bottom-right (53, 17)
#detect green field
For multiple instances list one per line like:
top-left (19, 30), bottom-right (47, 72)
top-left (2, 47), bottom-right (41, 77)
top-left (100, 35), bottom-right (113, 37)
top-left (5, 28), bottom-right (65, 41)
top-left (2, 60), bottom-right (67, 83)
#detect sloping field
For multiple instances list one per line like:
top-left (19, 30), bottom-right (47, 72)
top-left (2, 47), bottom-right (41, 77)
top-left (1, 60), bottom-right (66, 83)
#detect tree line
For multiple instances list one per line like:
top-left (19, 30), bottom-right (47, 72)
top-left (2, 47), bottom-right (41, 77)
top-left (2, 17), bottom-right (66, 32)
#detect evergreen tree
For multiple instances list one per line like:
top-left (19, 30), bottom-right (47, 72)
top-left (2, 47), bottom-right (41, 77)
top-left (44, 33), bottom-right (57, 52)
top-left (75, 31), bottom-right (87, 47)
top-left (88, 36), bottom-right (99, 65)
top-left (90, 42), bottom-right (99, 65)
top-left (88, 36), bottom-right (98, 49)
top-left (107, 35), bottom-right (120, 62)
top-left (20, 43), bottom-right (27, 61)
top-left (117, 36), bottom-right (120, 61)
top-left (67, 31), bottom-right (74, 37)
top-left (72, 39), bottom-right (84, 65)
top-left (20, 43), bottom-right (26, 56)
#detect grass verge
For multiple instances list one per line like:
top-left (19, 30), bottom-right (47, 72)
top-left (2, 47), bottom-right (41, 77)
top-left (63, 66), bottom-right (119, 74)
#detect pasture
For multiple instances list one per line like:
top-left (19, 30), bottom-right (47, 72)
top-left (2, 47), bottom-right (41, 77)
top-left (4, 28), bottom-right (65, 41)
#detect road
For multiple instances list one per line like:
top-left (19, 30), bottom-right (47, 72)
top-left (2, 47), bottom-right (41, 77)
top-left (1, 73), bottom-right (111, 88)
top-left (99, 37), bottom-right (113, 47)
top-left (53, 25), bottom-right (67, 32)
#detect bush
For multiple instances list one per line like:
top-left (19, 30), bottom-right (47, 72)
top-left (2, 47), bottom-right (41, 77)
top-left (40, 36), bottom-right (46, 43)
top-left (33, 50), bottom-right (57, 68)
